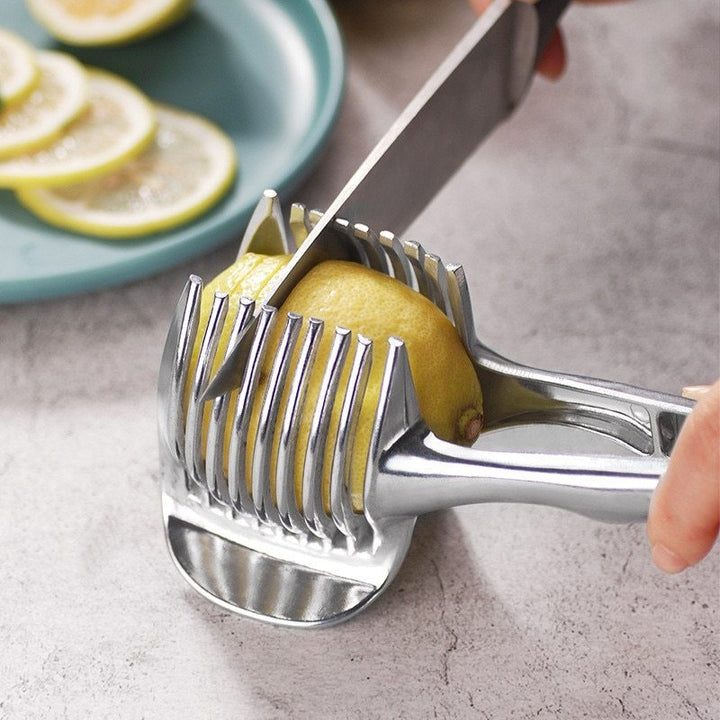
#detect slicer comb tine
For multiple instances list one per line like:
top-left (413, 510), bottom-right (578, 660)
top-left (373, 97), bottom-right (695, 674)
top-left (308, 208), bottom-right (324, 227)
top-left (302, 327), bottom-right (352, 539)
top-left (228, 305), bottom-right (278, 516)
top-left (237, 188), bottom-right (295, 258)
top-left (423, 251), bottom-right (453, 321)
top-left (364, 338), bottom-right (423, 521)
top-left (378, 230), bottom-right (413, 285)
top-left (330, 336), bottom-right (373, 541)
top-left (158, 275), bottom-right (203, 465)
top-left (445, 263), bottom-right (479, 350)
top-left (289, 203), bottom-right (313, 246)
top-left (332, 216), bottom-right (370, 269)
top-left (205, 297), bottom-right (256, 505)
top-left (401, 239), bottom-right (433, 300)
top-left (251, 313), bottom-right (303, 525)
top-left (185, 291), bottom-right (229, 490)
top-left (276, 318), bottom-right (324, 534)
top-left (350, 223), bottom-right (391, 275)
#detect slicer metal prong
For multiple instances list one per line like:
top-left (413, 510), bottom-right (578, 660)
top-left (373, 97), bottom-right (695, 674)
top-left (289, 202), bottom-right (313, 246)
top-left (401, 239), bottom-right (432, 299)
top-left (423, 251), bottom-right (451, 319)
top-left (237, 188), bottom-right (296, 259)
top-left (378, 230), bottom-right (413, 285)
top-left (302, 327), bottom-right (351, 539)
top-left (276, 318), bottom-right (324, 534)
top-left (158, 275), bottom-right (203, 467)
top-left (227, 305), bottom-right (278, 515)
top-left (185, 291), bottom-right (228, 490)
top-left (251, 313), bottom-right (303, 525)
top-left (330, 336), bottom-right (373, 541)
top-left (205, 297), bottom-right (256, 505)
top-left (350, 223), bottom-right (390, 275)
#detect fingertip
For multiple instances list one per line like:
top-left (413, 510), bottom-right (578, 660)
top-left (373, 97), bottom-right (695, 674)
top-left (651, 543), bottom-right (689, 574)
top-left (537, 27), bottom-right (566, 79)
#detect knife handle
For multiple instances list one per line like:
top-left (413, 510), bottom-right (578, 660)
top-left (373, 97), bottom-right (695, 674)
top-left (534, 0), bottom-right (572, 64)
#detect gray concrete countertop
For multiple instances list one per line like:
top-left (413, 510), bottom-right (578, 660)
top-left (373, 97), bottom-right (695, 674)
top-left (1, 1), bottom-right (718, 718)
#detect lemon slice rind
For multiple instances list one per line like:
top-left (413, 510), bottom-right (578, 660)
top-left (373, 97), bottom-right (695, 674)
top-left (16, 103), bottom-right (237, 238)
top-left (25, 0), bottom-right (194, 47)
top-left (0, 50), bottom-right (88, 159)
top-left (0, 27), bottom-right (40, 109)
top-left (0, 66), bottom-right (156, 187)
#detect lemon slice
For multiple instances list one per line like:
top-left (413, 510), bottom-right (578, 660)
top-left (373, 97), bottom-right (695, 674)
top-left (25, 0), bottom-right (194, 47)
top-left (0, 27), bottom-right (40, 109)
top-left (0, 50), bottom-right (87, 159)
top-left (17, 104), bottom-right (237, 237)
top-left (0, 66), bottom-right (155, 187)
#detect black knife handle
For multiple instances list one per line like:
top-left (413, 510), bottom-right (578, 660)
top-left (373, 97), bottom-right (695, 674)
top-left (534, 0), bottom-right (572, 63)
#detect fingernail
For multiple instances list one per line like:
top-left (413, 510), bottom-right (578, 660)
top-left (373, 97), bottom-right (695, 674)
top-left (652, 544), bottom-right (689, 574)
top-left (682, 385), bottom-right (711, 400)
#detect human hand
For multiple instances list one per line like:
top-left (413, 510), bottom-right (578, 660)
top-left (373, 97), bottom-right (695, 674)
top-left (469, 0), bottom-right (627, 79)
top-left (647, 381), bottom-right (720, 573)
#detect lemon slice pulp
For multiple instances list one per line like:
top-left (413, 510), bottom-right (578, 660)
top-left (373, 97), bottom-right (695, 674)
top-left (17, 104), bottom-right (237, 237)
top-left (25, 0), bottom-right (194, 46)
top-left (0, 50), bottom-right (87, 159)
top-left (0, 27), bottom-right (39, 109)
top-left (0, 66), bottom-right (155, 187)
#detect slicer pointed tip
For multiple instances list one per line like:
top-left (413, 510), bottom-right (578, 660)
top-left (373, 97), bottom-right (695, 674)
top-left (237, 188), bottom-right (296, 259)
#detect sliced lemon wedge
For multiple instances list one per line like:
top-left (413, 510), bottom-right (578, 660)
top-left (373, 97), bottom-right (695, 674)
top-left (25, 0), bottom-right (194, 46)
top-left (0, 27), bottom-right (40, 109)
top-left (0, 66), bottom-right (155, 187)
top-left (17, 103), bottom-right (236, 237)
top-left (0, 50), bottom-right (87, 159)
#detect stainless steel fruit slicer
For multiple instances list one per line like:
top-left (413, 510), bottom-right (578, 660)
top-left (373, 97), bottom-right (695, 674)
top-left (157, 0), bottom-right (693, 627)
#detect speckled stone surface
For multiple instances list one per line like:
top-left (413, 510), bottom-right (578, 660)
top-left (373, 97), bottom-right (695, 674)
top-left (1, 1), bottom-right (718, 718)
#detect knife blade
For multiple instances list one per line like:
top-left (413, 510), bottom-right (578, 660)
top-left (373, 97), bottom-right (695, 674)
top-left (203, 0), bottom-right (570, 400)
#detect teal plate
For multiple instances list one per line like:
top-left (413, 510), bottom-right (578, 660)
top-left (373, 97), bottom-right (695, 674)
top-left (0, 0), bottom-right (344, 303)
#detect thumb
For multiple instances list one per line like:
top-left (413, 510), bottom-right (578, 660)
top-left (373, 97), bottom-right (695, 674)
top-left (647, 379), bottom-right (720, 572)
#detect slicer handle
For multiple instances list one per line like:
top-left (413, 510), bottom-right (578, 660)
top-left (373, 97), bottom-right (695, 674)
top-left (375, 425), bottom-right (667, 524)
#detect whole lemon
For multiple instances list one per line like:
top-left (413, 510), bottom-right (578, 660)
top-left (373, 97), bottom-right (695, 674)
top-left (191, 255), bottom-right (483, 513)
